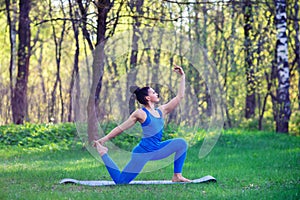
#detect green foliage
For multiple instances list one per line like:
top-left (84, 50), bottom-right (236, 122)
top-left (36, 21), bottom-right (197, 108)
top-left (0, 123), bottom-right (78, 150)
top-left (0, 122), bottom-right (181, 152)
top-left (237, 117), bottom-right (274, 132)
top-left (290, 110), bottom-right (300, 136)
top-left (237, 113), bottom-right (300, 136)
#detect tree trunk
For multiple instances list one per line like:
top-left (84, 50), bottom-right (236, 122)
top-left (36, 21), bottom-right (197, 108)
top-left (243, 1), bottom-right (256, 119)
top-left (77, 0), bottom-right (94, 51)
top-left (36, 43), bottom-right (47, 121)
top-left (5, 0), bottom-right (17, 123)
top-left (259, 72), bottom-right (272, 130)
top-left (87, 0), bottom-right (112, 143)
top-left (203, 4), bottom-right (212, 117)
top-left (48, 0), bottom-right (66, 123)
top-left (274, 0), bottom-right (291, 133)
top-left (68, 0), bottom-right (80, 122)
top-left (94, 1), bottom-right (112, 105)
top-left (127, 0), bottom-right (144, 115)
top-left (152, 28), bottom-right (163, 92)
top-left (224, 1), bottom-right (237, 128)
top-left (11, 0), bottom-right (31, 124)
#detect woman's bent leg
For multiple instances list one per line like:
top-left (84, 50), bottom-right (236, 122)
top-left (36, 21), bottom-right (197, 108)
top-left (174, 150), bottom-right (187, 173)
top-left (150, 138), bottom-right (188, 173)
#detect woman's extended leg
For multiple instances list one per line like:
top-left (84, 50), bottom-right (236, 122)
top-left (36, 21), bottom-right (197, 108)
top-left (95, 142), bottom-right (149, 184)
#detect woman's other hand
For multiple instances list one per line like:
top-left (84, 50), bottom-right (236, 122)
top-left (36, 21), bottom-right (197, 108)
top-left (173, 65), bottom-right (185, 76)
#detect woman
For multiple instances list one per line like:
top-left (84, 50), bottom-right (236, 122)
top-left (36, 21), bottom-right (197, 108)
top-left (94, 65), bottom-right (190, 184)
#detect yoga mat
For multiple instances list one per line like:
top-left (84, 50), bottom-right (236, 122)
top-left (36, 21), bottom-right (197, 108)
top-left (59, 175), bottom-right (216, 186)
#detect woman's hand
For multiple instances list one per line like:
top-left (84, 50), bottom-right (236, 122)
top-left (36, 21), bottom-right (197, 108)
top-left (93, 137), bottom-right (107, 147)
top-left (173, 65), bottom-right (185, 76)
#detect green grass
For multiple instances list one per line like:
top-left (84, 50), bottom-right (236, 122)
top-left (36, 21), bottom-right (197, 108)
top-left (0, 129), bottom-right (299, 200)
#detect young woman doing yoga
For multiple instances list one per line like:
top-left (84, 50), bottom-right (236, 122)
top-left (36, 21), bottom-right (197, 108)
top-left (94, 65), bottom-right (190, 184)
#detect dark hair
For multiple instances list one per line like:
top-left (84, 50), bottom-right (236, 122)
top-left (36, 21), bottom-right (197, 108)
top-left (130, 86), bottom-right (150, 105)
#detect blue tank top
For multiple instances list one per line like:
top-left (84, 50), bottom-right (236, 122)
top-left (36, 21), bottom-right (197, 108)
top-left (139, 107), bottom-right (164, 151)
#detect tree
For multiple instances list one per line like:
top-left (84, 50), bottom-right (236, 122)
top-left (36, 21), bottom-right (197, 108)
top-left (293, 0), bottom-right (300, 110)
top-left (5, 0), bottom-right (17, 123)
top-left (87, 0), bottom-right (113, 143)
top-left (68, 0), bottom-right (80, 122)
top-left (243, 1), bottom-right (256, 119)
top-left (11, 0), bottom-right (31, 124)
top-left (127, 0), bottom-right (144, 114)
top-left (274, 0), bottom-right (291, 133)
top-left (48, 0), bottom-right (67, 123)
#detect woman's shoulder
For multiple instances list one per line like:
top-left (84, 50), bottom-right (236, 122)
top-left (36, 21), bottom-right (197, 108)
top-left (131, 108), bottom-right (147, 123)
top-left (131, 108), bottom-right (147, 118)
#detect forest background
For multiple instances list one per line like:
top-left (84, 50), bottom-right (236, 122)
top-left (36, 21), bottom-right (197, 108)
top-left (0, 0), bottom-right (299, 138)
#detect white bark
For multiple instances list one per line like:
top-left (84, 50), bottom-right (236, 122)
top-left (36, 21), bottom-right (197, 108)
top-left (275, 0), bottom-right (291, 133)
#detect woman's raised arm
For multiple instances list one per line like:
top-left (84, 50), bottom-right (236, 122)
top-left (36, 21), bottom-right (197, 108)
top-left (160, 65), bottom-right (185, 115)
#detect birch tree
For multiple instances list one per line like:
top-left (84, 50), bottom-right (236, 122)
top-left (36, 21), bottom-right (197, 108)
top-left (274, 0), bottom-right (291, 133)
top-left (293, 1), bottom-right (300, 110)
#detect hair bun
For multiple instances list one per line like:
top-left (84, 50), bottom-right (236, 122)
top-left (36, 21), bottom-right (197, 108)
top-left (130, 86), bottom-right (140, 94)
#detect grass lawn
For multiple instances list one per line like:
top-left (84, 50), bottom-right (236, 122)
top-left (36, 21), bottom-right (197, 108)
top-left (0, 129), bottom-right (299, 200)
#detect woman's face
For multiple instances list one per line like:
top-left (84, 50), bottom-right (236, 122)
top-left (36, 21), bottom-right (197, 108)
top-left (147, 88), bottom-right (160, 103)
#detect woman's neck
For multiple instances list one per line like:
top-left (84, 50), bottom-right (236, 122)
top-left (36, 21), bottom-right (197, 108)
top-left (145, 102), bottom-right (155, 110)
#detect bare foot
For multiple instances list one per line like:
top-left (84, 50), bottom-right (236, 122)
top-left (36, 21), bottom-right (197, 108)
top-left (172, 173), bottom-right (191, 182)
top-left (94, 141), bottom-right (108, 156)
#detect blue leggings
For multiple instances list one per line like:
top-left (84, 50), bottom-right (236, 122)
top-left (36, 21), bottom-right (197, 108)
top-left (101, 138), bottom-right (188, 184)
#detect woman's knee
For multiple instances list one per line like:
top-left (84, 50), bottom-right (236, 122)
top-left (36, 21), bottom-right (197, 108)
top-left (174, 138), bottom-right (188, 150)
